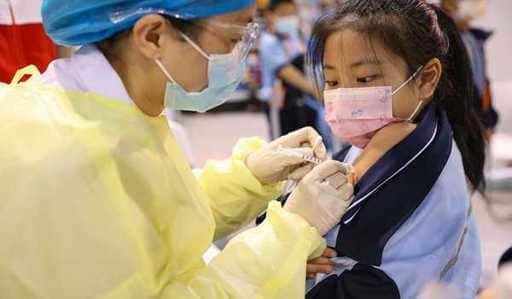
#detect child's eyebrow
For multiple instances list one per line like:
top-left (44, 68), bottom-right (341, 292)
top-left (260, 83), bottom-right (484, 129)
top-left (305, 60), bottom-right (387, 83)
top-left (350, 58), bottom-right (382, 68)
top-left (323, 58), bottom-right (382, 70)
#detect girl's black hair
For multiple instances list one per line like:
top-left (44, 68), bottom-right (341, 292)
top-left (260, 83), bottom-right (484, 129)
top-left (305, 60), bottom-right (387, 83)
top-left (307, 0), bottom-right (486, 191)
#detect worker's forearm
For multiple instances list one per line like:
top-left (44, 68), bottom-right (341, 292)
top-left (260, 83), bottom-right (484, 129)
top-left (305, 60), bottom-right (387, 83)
top-left (278, 65), bottom-right (320, 100)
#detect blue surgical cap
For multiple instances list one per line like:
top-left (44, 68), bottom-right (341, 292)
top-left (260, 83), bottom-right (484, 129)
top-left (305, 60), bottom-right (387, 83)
top-left (42, 0), bottom-right (256, 46)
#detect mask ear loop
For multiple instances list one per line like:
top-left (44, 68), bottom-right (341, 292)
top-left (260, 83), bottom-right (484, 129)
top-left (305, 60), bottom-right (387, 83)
top-left (156, 22), bottom-right (220, 89)
top-left (392, 65), bottom-right (425, 122)
top-left (178, 32), bottom-right (211, 61)
top-left (407, 99), bottom-right (425, 122)
top-left (155, 59), bottom-right (177, 84)
top-left (392, 65), bottom-right (424, 96)
top-left (154, 29), bottom-right (211, 85)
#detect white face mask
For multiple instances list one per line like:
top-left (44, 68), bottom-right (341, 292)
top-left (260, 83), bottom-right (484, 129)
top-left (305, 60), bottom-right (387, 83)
top-left (274, 16), bottom-right (300, 37)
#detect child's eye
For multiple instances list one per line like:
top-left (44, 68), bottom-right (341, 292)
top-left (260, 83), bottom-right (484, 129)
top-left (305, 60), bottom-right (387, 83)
top-left (325, 80), bottom-right (339, 88)
top-left (357, 75), bottom-right (378, 83)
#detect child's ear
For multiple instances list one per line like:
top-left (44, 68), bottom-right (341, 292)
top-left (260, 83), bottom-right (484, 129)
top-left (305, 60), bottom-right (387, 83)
top-left (416, 58), bottom-right (442, 102)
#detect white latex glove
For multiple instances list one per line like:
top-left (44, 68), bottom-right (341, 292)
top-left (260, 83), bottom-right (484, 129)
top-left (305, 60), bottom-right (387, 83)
top-left (284, 160), bottom-right (354, 236)
top-left (246, 127), bottom-right (327, 185)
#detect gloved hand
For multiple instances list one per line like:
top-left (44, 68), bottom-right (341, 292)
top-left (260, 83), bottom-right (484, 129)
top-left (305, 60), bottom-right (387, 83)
top-left (284, 160), bottom-right (354, 236)
top-left (246, 127), bottom-right (327, 185)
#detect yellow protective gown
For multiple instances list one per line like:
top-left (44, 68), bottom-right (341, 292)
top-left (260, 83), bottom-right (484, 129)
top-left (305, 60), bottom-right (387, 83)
top-left (0, 67), bottom-right (325, 299)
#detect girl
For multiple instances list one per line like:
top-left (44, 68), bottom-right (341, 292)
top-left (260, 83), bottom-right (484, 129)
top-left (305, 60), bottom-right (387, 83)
top-left (305, 0), bottom-right (486, 298)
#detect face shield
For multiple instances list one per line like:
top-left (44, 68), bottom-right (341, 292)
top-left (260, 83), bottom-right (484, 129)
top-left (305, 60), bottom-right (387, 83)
top-left (203, 21), bottom-right (262, 60)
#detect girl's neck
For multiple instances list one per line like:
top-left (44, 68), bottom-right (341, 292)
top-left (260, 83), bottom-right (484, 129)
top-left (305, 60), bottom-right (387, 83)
top-left (352, 122), bottom-right (418, 183)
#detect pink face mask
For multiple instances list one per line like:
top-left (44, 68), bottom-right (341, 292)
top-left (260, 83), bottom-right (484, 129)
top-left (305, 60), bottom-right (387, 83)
top-left (324, 67), bottom-right (423, 149)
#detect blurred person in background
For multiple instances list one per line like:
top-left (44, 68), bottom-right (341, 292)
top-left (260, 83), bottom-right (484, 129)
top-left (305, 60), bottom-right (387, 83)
top-left (0, 0), bottom-right (72, 83)
top-left (319, 0), bottom-right (338, 13)
top-left (442, 0), bottom-right (499, 141)
top-left (259, 0), bottom-right (333, 151)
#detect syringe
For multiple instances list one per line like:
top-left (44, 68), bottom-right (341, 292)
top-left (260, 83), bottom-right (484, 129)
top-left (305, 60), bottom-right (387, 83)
top-left (282, 137), bottom-right (324, 195)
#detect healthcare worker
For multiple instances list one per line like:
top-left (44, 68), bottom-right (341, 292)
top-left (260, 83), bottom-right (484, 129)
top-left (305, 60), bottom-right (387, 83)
top-left (441, 0), bottom-right (499, 141)
top-left (0, 1), bottom-right (355, 298)
top-left (259, 0), bottom-right (332, 148)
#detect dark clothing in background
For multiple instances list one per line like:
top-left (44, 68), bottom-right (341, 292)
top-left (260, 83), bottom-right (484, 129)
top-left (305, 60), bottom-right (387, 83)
top-left (461, 28), bottom-right (499, 130)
